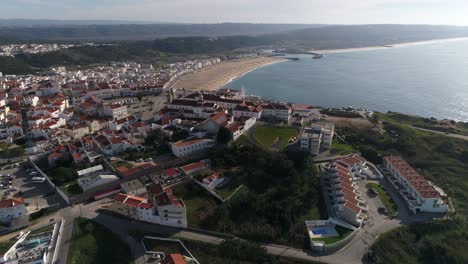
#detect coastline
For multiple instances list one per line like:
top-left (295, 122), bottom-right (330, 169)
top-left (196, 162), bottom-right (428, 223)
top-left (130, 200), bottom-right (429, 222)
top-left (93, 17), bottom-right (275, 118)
top-left (311, 37), bottom-right (468, 54)
top-left (172, 56), bottom-right (286, 91)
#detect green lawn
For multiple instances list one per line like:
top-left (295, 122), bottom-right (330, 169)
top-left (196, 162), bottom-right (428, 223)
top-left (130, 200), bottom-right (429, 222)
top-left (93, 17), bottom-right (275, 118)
top-left (68, 218), bottom-right (133, 264)
top-left (234, 135), bottom-right (252, 147)
top-left (216, 184), bottom-right (246, 200)
top-left (310, 225), bottom-right (354, 245)
top-left (375, 111), bottom-right (468, 136)
top-left (330, 137), bottom-right (354, 155)
top-left (30, 224), bottom-right (55, 235)
top-left (366, 183), bottom-right (397, 216)
top-left (111, 160), bottom-right (135, 169)
top-left (141, 237), bottom-right (189, 256)
top-left (181, 239), bottom-right (319, 264)
top-left (252, 124), bottom-right (298, 150)
top-left (172, 183), bottom-right (219, 228)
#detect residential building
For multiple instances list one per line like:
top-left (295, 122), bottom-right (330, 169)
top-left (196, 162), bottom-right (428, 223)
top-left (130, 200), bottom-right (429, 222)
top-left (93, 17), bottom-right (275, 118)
top-left (323, 155), bottom-right (369, 227)
top-left (170, 138), bottom-right (216, 157)
top-left (153, 187), bottom-right (187, 228)
top-left (202, 172), bottom-right (225, 190)
top-left (300, 123), bottom-right (334, 155)
top-left (180, 161), bottom-right (207, 175)
top-left (0, 198), bottom-right (28, 225)
top-left (102, 104), bottom-right (128, 120)
top-left (383, 156), bottom-right (448, 213)
top-left (261, 103), bottom-right (292, 122)
top-left (77, 174), bottom-right (120, 192)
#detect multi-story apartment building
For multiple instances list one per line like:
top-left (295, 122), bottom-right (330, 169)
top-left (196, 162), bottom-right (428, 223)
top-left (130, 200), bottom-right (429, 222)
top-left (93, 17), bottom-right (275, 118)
top-left (324, 156), bottom-right (369, 227)
top-left (102, 104), bottom-right (128, 120)
top-left (383, 156), bottom-right (448, 213)
top-left (300, 123), bottom-right (335, 155)
top-left (261, 103), bottom-right (292, 122)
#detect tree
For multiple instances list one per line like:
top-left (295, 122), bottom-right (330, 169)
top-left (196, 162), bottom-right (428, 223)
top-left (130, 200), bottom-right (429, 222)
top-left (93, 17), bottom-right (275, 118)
top-left (217, 127), bottom-right (233, 144)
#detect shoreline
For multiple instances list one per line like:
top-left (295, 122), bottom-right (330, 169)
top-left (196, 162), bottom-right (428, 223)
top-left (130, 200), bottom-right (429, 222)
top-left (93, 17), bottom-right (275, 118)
top-left (223, 59), bottom-right (284, 87)
top-left (172, 56), bottom-right (286, 91)
top-left (311, 37), bottom-right (468, 54)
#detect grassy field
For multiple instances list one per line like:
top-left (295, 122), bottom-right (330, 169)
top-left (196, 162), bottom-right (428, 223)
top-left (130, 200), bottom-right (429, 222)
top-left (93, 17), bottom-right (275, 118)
top-left (68, 218), bottom-right (133, 264)
top-left (234, 135), bottom-right (253, 147)
top-left (141, 237), bottom-right (190, 256)
top-left (252, 124), bottom-right (298, 150)
top-left (111, 160), bottom-right (135, 169)
top-left (366, 183), bottom-right (397, 216)
top-left (172, 182), bottom-right (219, 228)
top-left (310, 225), bottom-right (354, 245)
top-left (375, 111), bottom-right (468, 136)
top-left (181, 239), bottom-right (319, 264)
top-left (0, 241), bottom-right (14, 255)
top-left (330, 137), bottom-right (354, 155)
top-left (30, 223), bottom-right (55, 235)
top-left (338, 114), bottom-right (468, 263)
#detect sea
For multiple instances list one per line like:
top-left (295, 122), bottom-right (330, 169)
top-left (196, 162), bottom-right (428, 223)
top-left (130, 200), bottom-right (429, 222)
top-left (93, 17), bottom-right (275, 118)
top-left (224, 39), bottom-right (468, 122)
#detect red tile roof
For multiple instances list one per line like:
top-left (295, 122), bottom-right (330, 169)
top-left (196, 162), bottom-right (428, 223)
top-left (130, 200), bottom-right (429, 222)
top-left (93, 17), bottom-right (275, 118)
top-left (384, 156), bottom-right (440, 198)
top-left (161, 254), bottom-right (186, 264)
top-left (0, 198), bottom-right (24, 208)
top-left (180, 161), bottom-right (205, 173)
top-left (165, 168), bottom-right (179, 177)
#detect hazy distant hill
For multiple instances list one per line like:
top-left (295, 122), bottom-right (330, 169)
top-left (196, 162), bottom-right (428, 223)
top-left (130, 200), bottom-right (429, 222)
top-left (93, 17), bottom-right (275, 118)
top-left (0, 23), bottom-right (320, 41)
top-left (3, 24), bottom-right (468, 75)
top-left (276, 24), bottom-right (468, 49)
top-left (0, 19), bottom-right (160, 27)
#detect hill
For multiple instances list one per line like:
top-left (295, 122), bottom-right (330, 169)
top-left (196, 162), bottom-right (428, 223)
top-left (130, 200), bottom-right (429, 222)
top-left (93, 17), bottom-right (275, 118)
top-left (0, 23), bottom-right (318, 41)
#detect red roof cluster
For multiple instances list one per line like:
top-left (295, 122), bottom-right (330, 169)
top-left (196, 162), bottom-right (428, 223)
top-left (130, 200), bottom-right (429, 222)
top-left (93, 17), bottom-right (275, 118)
top-left (384, 156), bottom-right (440, 198)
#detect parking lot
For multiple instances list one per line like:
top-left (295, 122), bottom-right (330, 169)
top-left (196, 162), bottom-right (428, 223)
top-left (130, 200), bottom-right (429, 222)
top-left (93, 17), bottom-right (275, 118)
top-left (0, 163), bottom-right (65, 213)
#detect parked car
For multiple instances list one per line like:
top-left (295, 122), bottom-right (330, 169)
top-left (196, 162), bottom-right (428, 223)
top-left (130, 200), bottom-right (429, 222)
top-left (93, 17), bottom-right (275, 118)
top-left (377, 207), bottom-right (387, 214)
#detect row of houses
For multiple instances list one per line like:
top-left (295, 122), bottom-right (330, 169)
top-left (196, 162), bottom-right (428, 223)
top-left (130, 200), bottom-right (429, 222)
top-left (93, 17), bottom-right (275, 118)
top-left (323, 155), bottom-right (369, 227)
top-left (383, 156), bottom-right (448, 213)
top-left (110, 183), bottom-right (187, 228)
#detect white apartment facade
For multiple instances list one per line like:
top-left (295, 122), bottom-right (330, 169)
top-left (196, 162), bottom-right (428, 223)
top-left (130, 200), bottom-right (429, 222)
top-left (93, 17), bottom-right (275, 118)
top-left (0, 198), bottom-right (28, 225)
top-left (300, 123), bottom-right (334, 155)
top-left (170, 138), bottom-right (216, 157)
top-left (383, 156), bottom-right (448, 213)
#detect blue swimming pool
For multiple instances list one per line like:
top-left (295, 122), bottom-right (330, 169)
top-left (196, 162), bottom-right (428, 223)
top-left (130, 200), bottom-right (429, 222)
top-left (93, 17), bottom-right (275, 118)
top-left (312, 228), bottom-right (332, 235)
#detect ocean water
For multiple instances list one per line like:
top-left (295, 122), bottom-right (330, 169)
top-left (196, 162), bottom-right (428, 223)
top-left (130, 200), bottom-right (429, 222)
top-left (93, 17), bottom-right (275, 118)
top-left (224, 40), bottom-right (468, 121)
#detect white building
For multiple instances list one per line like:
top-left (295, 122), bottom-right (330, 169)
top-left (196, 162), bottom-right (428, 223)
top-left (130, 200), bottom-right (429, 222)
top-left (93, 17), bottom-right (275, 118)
top-left (261, 103), bottom-right (292, 122)
top-left (111, 185), bottom-right (187, 228)
top-left (102, 104), bottom-right (128, 120)
top-left (0, 198), bottom-right (28, 225)
top-left (77, 174), bottom-right (119, 192)
top-left (153, 187), bottom-right (187, 228)
top-left (383, 156), bottom-right (448, 213)
top-left (170, 138), bottom-right (216, 157)
top-left (300, 123), bottom-right (334, 155)
top-left (202, 172), bottom-right (225, 190)
top-left (324, 156), bottom-right (369, 227)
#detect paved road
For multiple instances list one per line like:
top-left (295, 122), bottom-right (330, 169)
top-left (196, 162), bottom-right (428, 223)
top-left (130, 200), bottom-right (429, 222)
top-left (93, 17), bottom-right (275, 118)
top-left (0, 178), bottom-right (413, 264)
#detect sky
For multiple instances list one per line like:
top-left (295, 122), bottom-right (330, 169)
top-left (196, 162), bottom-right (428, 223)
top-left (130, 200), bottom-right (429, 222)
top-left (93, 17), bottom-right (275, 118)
top-left (2, 0), bottom-right (468, 25)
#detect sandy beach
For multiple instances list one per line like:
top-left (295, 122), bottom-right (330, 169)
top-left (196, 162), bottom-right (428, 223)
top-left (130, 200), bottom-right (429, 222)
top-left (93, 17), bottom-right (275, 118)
top-left (311, 37), bottom-right (468, 54)
top-left (172, 56), bottom-right (285, 91)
